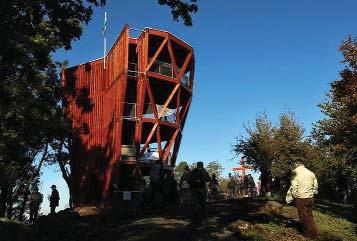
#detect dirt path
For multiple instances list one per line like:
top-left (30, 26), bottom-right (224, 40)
top-left (30, 198), bottom-right (355, 241)
top-left (84, 199), bottom-right (266, 241)
top-left (3, 198), bottom-right (355, 241)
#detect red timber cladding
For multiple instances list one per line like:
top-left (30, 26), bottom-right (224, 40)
top-left (62, 25), bottom-right (129, 206)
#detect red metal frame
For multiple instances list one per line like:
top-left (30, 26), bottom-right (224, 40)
top-left (62, 25), bottom-right (194, 206)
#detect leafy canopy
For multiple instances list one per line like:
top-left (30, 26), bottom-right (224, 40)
top-left (314, 36), bottom-right (357, 190)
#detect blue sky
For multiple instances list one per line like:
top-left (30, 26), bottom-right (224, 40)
top-left (40, 0), bottom-right (357, 213)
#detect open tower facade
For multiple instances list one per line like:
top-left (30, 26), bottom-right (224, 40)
top-left (62, 25), bottom-right (194, 206)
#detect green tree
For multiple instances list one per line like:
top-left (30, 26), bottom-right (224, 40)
top-left (219, 178), bottom-right (229, 193)
top-left (271, 112), bottom-right (311, 195)
top-left (233, 113), bottom-right (275, 194)
top-left (233, 112), bottom-right (313, 196)
top-left (314, 36), bottom-right (357, 205)
top-left (158, 0), bottom-right (199, 26)
top-left (0, 0), bottom-right (108, 219)
top-left (174, 161), bottom-right (189, 178)
top-left (206, 161), bottom-right (223, 178)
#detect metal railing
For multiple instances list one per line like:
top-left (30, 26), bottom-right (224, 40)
top-left (150, 59), bottom-right (174, 78)
top-left (140, 147), bottom-right (172, 164)
top-left (122, 102), bottom-right (177, 123)
top-left (128, 62), bottom-right (138, 77)
top-left (156, 104), bottom-right (177, 123)
top-left (123, 102), bottom-right (137, 119)
top-left (127, 60), bottom-right (190, 87)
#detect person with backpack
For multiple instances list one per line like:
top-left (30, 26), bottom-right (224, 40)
top-left (188, 161), bottom-right (211, 218)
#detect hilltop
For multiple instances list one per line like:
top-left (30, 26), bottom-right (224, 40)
top-left (1, 198), bottom-right (356, 241)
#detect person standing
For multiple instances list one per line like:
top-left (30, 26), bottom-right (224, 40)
top-left (247, 174), bottom-right (255, 197)
top-left (149, 160), bottom-right (164, 209)
top-left (208, 173), bottom-right (220, 202)
top-left (227, 173), bottom-right (237, 199)
top-left (243, 175), bottom-right (249, 197)
top-left (189, 161), bottom-right (211, 218)
top-left (28, 187), bottom-right (43, 222)
top-left (237, 175), bottom-right (244, 196)
top-left (49, 185), bottom-right (60, 214)
top-left (179, 165), bottom-right (191, 206)
top-left (257, 176), bottom-right (262, 196)
top-left (164, 172), bottom-right (178, 205)
top-left (286, 161), bottom-right (318, 239)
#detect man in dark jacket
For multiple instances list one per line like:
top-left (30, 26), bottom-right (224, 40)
top-left (189, 161), bottom-right (211, 218)
top-left (49, 185), bottom-right (60, 214)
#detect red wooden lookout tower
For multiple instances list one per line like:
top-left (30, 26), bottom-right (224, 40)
top-left (62, 25), bottom-right (194, 207)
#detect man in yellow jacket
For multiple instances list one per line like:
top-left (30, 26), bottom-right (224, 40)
top-left (286, 161), bottom-right (318, 239)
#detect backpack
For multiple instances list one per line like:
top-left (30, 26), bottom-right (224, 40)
top-left (181, 180), bottom-right (189, 189)
top-left (190, 169), bottom-right (206, 188)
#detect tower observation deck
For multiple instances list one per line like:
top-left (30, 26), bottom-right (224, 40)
top-left (62, 25), bottom-right (194, 207)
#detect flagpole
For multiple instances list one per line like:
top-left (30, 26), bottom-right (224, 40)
top-left (103, 11), bottom-right (107, 69)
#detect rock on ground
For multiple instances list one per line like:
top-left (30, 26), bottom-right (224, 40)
top-left (260, 200), bottom-right (283, 215)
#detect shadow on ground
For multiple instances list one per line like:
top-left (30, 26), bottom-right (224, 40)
top-left (314, 200), bottom-right (355, 222)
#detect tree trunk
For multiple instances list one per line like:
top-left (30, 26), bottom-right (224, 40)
top-left (58, 159), bottom-right (72, 208)
top-left (260, 169), bottom-right (270, 195)
top-left (0, 185), bottom-right (8, 217)
top-left (351, 188), bottom-right (357, 210)
top-left (18, 189), bottom-right (30, 221)
top-left (6, 189), bottom-right (14, 219)
top-left (57, 139), bottom-right (72, 208)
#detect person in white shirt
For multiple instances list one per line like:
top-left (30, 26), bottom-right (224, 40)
top-left (286, 161), bottom-right (318, 239)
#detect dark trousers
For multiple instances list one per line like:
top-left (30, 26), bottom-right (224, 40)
top-left (29, 208), bottom-right (39, 221)
top-left (296, 198), bottom-right (318, 239)
top-left (191, 189), bottom-right (207, 218)
top-left (50, 206), bottom-right (56, 214)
